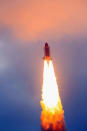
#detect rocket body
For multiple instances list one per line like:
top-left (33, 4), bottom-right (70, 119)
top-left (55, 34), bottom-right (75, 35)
top-left (44, 42), bottom-right (51, 60)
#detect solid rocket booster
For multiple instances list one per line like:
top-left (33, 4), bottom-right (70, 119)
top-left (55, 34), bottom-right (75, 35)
top-left (44, 42), bottom-right (51, 60)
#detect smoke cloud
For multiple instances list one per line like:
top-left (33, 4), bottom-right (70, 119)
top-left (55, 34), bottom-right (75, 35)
top-left (0, 0), bottom-right (87, 40)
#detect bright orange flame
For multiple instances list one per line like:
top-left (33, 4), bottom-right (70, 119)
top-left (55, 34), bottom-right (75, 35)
top-left (40, 60), bottom-right (64, 130)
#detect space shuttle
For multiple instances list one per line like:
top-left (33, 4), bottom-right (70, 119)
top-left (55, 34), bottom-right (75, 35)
top-left (43, 42), bottom-right (51, 60)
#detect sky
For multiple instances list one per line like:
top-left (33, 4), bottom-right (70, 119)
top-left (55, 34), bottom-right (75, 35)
top-left (0, 0), bottom-right (87, 131)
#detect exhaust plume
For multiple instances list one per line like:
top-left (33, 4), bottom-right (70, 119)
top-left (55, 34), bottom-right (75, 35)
top-left (40, 60), bottom-right (66, 131)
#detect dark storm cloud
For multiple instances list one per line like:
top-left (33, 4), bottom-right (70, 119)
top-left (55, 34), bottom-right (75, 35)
top-left (0, 37), bottom-right (42, 130)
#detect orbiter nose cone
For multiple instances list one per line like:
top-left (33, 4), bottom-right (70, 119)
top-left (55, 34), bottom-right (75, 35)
top-left (45, 42), bottom-right (48, 47)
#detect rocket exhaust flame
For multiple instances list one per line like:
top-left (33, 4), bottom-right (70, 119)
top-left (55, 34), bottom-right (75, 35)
top-left (40, 43), bottom-right (66, 131)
